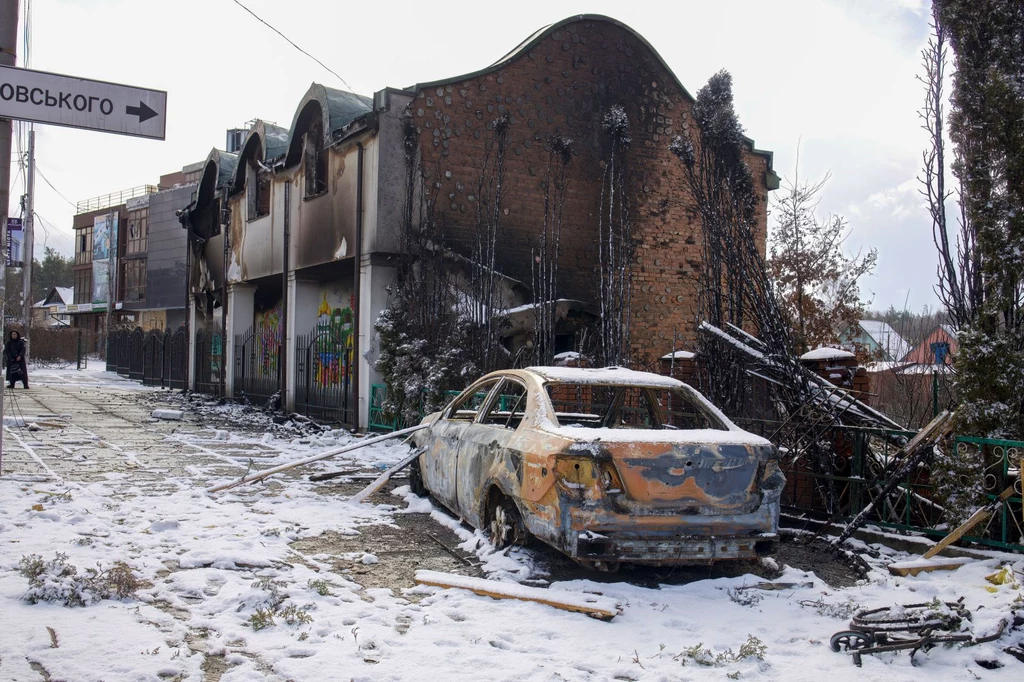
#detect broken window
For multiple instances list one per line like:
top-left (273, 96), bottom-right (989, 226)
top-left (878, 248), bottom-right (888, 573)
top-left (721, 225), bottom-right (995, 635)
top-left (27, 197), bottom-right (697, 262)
top-left (447, 379), bottom-right (500, 421)
top-left (545, 384), bottom-right (727, 431)
top-left (481, 379), bottom-right (528, 429)
top-left (247, 161), bottom-right (271, 220)
top-left (126, 208), bottom-right (148, 255)
top-left (75, 226), bottom-right (93, 265)
top-left (304, 117), bottom-right (327, 198)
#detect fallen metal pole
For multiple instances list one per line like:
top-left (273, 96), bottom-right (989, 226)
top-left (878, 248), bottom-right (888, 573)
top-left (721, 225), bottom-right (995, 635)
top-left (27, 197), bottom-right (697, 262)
top-left (206, 424), bottom-right (426, 493)
top-left (349, 447), bottom-right (422, 504)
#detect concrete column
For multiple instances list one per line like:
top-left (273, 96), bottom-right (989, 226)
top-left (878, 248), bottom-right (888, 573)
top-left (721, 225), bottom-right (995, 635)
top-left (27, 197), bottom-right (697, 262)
top-left (288, 277), bottom-right (322, 414)
top-left (187, 299), bottom-right (197, 391)
top-left (358, 259), bottom-right (395, 429)
top-left (284, 271), bottom-right (299, 412)
top-left (226, 284), bottom-right (255, 399)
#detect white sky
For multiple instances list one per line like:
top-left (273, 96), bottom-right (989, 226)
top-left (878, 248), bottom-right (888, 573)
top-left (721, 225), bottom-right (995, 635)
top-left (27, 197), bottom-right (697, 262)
top-left (10, 0), bottom-right (939, 311)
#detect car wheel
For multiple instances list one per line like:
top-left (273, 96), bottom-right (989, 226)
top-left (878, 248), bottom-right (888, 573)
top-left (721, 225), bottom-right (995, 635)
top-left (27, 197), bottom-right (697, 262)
top-left (488, 493), bottom-right (526, 549)
top-left (408, 455), bottom-right (427, 497)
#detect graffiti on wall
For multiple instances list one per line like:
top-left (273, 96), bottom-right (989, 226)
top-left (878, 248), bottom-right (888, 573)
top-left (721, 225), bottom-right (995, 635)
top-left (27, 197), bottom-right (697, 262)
top-left (312, 291), bottom-right (353, 388)
top-left (255, 301), bottom-right (282, 376)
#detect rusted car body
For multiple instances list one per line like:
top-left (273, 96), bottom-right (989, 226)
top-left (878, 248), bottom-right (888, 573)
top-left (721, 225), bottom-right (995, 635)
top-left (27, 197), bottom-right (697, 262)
top-left (410, 367), bottom-right (784, 569)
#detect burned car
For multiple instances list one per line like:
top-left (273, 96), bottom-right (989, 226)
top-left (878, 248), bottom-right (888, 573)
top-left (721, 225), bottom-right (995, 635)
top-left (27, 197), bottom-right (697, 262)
top-left (409, 367), bottom-right (784, 569)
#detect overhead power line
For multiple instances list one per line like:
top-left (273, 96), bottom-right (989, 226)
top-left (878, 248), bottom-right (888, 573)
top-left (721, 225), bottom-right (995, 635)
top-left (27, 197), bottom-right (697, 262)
top-left (228, 0), bottom-right (352, 91)
top-left (35, 165), bottom-right (77, 210)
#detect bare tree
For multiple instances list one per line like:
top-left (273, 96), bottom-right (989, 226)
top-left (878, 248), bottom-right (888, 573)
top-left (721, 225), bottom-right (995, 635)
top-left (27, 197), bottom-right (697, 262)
top-left (531, 136), bottom-right (573, 365)
top-left (596, 105), bottom-right (634, 366)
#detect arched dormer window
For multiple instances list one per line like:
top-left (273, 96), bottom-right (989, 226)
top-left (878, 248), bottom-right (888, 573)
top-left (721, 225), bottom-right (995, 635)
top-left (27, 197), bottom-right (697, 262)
top-left (247, 156), bottom-right (271, 220)
top-left (304, 115), bottom-right (327, 198)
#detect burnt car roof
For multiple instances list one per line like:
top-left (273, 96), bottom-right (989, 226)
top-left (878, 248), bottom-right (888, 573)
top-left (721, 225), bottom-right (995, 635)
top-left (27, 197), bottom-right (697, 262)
top-left (522, 366), bottom-right (683, 388)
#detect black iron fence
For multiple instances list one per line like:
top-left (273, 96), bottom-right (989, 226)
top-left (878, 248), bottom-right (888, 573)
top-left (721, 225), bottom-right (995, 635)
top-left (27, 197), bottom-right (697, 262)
top-left (106, 327), bottom-right (189, 390)
top-left (234, 321), bottom-right (280, 406)
top-left (294, 328), bottom-right (355, 425)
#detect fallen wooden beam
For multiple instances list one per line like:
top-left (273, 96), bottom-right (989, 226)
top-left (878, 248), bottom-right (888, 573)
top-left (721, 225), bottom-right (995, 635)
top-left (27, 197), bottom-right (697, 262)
top-left (206, 425), bottom-right (426, 493)
top-left (887, 484), bottom-right (1016, 576)
top-left (414, 569), bottom-right (619, 620)
top-left (887, 556), bottom-right (975, 577)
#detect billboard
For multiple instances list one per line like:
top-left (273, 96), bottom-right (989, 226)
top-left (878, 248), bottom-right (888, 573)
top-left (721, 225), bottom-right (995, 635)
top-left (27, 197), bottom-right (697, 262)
top-left (92, 214), bottom-right (118, 305)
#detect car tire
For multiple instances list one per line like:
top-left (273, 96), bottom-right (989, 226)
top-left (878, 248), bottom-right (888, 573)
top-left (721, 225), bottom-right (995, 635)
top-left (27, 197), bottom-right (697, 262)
top-left (408, 455), bottom-right (427, 497)
top-left (488, 493), bottom-right (526, 549)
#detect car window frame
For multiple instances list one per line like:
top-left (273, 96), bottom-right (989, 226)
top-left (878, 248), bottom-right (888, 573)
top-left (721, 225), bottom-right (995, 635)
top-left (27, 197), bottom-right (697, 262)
top-left (478, 377), bottom-right (530, 430)
top-left (444, 377), bottom-right (503, 422)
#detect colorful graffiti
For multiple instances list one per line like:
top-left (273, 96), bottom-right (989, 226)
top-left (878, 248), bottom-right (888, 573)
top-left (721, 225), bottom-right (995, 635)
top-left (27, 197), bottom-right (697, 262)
top-left (312, 292), bottom-right (353, 388)
top-left (255, 301), bottom-right (282, 376)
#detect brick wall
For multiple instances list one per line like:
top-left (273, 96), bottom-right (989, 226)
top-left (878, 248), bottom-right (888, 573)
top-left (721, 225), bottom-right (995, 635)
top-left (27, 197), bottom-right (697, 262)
top-left (407, 17), bottom-right (771, 364)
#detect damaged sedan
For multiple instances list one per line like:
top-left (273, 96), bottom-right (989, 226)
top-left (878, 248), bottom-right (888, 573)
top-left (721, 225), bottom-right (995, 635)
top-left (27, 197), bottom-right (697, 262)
top-left (409, 366), bottom-right (784, 570)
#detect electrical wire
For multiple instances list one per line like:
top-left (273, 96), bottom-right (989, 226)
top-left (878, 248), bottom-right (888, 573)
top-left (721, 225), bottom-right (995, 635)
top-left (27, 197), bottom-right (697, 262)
top-left (34, 166), bottom-right (77, 210)
top-left (228, 0), bottom-right (352, 90)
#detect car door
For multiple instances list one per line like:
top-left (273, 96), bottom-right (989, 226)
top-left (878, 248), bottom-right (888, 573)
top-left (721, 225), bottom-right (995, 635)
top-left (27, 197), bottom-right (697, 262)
top-left (420, 378), bottom-right (501, 512)
top-left (455, 377), bottom-right (529, 527)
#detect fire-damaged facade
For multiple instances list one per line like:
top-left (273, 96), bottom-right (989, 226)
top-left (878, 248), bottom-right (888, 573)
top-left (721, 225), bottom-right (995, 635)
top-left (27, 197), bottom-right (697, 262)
top-left (180, 14), bottom-right (777, 429)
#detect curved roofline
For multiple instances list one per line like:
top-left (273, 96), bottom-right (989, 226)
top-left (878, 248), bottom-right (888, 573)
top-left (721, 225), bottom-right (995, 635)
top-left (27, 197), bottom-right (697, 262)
top-left (406, 14), bottom-right (775, 176)
top-left (284, 83), bottom-right (372, 167)
top-left (229, 120), bottom-right (289, 196)
top-left (195, 148), bottom-right (239, 208)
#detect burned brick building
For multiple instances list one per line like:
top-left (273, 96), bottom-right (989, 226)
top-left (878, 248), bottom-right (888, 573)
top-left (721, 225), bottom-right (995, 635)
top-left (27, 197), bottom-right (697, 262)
top-left (181, 14), bottom-right (777, 429)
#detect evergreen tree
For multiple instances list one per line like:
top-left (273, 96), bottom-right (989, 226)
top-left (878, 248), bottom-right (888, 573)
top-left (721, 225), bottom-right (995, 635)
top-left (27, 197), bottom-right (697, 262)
top-left (933, 0), bottom-right (1024, 438)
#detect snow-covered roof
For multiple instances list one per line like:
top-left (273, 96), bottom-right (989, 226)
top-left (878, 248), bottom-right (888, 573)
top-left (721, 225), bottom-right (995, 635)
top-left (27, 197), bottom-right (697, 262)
top-left (800, 347), bottom-right (855, 362)
top-left (858, 320), bottom-right (911, 361)
top-left (55, 287), bottom-right (73, 304)
top-left (526, 366), bottom-right (683, 389)
top-left (661, 350), bottom-right (695, 360)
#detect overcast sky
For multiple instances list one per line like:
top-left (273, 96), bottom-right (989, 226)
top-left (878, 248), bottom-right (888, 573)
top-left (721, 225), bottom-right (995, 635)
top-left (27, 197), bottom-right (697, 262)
top-left (10, 0), bottom-right (940, 312)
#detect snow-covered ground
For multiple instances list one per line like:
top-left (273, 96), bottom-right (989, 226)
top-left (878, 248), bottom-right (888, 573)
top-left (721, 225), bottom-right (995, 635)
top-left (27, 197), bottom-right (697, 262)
top-left (0, 367), bottom-right (1021, 681)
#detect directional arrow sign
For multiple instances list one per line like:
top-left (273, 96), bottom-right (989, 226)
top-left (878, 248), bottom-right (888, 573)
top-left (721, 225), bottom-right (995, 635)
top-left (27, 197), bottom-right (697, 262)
top-left (0, 65), bottom-right (166, 140)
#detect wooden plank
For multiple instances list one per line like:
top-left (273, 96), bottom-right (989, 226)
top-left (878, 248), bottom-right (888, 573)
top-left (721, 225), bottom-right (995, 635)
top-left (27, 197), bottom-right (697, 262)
top-left (888, 557), bottom-right (974, 577)
top-left (920, 484), bottom-right (1016, 559)
top-left (206, 425), bottom-right (426, 493)
top-left (414, 570), bottom-right (618, 620)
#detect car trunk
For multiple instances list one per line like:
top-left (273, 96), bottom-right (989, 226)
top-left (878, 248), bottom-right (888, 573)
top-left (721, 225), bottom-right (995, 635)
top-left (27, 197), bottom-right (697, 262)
top-left (608, 441), bottom-right (764, 516)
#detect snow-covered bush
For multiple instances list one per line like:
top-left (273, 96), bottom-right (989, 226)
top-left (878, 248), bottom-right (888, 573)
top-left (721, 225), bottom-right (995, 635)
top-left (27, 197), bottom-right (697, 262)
top-left (18, 553), bottom-right (146, 607)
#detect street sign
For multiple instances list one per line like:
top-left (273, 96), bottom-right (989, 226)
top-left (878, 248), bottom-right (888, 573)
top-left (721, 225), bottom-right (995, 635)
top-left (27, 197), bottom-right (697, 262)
top-left (0, 65), bottom-right (166, 140)
top-left (6, 217), bottom-right (22, 267)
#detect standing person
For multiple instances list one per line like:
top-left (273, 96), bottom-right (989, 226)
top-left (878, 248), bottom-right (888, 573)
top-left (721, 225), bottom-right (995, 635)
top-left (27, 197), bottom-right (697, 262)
top-left (4, 330), bottom-right (28, 389)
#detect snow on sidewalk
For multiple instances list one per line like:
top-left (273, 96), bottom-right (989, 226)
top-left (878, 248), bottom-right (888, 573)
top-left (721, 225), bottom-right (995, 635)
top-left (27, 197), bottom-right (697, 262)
top-left (0, 368), bottom-right (1022, 680)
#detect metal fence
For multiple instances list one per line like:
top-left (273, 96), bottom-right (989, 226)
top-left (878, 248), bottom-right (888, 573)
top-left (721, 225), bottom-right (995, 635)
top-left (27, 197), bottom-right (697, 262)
top-left (234, 322), bottom-right (280, 406)
top-left (294, 328), bottom-right (355, 425)
top-left (106, 327), bottom-right (189, 390)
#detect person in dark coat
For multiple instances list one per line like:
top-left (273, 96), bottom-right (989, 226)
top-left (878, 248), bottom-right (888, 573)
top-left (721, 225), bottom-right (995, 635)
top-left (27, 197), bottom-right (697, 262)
top-left (4, 330), bottom-right (28, 389)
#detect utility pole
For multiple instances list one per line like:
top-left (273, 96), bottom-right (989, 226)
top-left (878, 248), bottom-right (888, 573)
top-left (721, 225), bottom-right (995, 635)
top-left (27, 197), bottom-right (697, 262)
top-left (22, 127), bottom-right (34, 339)
top-left (0, 0), bottom-right (20, 474)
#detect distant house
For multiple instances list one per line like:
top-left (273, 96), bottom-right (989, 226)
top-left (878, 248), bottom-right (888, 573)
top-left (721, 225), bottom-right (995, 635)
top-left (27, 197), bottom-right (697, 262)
top-left (844, 320), bottom-right (910, 362)
top-left (31, 286), bottom-right (73, 327)
top-left (902, 324), bottom-right (957, 366)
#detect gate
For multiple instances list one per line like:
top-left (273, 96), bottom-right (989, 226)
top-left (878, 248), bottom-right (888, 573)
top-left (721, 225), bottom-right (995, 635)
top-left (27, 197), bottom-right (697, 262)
top-left (295, 329), bottom-right (354, 425)
top-left (106, 329), bottom-right (126, 372)
top-left (234, 321), bottom-right (281, 406)
top-left (142, 331), bottom-right (166, 387)
top-left (194, 329), bottom-right (223, 397)
top-left (128, 328), bottom-right (144, 381)
top-left (168, 329), bottom-right (188, 390)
